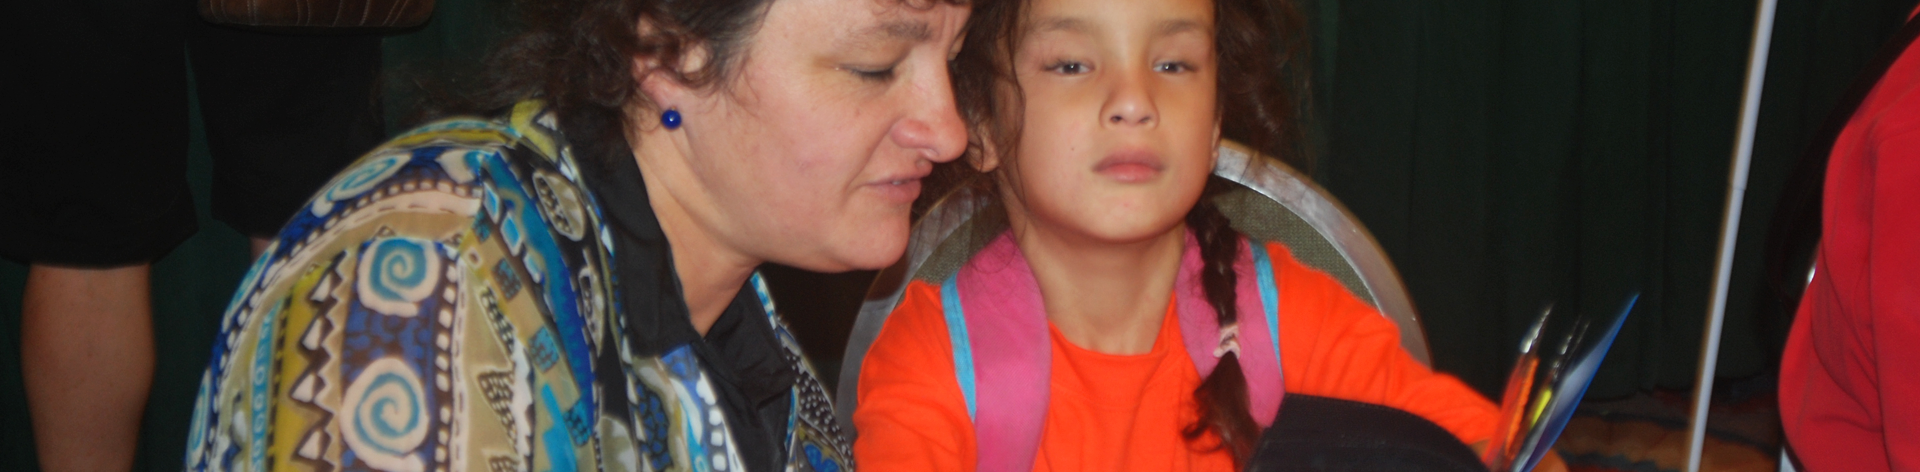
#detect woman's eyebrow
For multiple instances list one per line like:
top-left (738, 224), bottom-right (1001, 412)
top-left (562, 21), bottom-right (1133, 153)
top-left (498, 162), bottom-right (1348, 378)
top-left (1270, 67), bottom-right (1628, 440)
top-left (835, 19), bottom-right (933, 52)
top-left (860, 19), bottom-right (934, 43)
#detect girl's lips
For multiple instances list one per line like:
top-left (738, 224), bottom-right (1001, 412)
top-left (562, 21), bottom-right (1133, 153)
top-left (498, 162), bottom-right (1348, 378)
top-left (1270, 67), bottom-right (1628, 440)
top-left (1095, 151), bottom-right (1165, 183)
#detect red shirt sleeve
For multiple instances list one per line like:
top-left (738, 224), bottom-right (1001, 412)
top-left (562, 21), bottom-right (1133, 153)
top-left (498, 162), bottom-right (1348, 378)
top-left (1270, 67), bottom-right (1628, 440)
top-left (1778, 33), bottom-right (1920, 470)
top-left (1870, 124), bottom-right (1920, 472)
top-left (1267, 241), bottom-right (1500, 444)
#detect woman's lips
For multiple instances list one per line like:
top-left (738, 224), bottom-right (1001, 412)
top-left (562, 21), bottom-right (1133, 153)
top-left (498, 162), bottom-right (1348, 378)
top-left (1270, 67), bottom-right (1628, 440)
top-left (867, 176), bottom-right (925, 203)
top-left (1095, 151), bottom-right (1165, 183)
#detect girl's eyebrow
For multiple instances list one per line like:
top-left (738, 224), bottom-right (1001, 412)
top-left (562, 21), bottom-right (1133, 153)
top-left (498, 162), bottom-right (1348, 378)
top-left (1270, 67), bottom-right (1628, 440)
top-left (1027, 16), bottom-right (1092, 35)
top-left (1025, 16), bottom-right (1208, 38)
top-left (1156, 19), bottom-right (1206, 37)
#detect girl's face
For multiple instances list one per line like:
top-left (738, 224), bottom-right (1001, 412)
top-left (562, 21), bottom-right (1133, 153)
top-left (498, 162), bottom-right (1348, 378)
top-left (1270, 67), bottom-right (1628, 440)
top-left (994, 0), bottom-right (1219, 244)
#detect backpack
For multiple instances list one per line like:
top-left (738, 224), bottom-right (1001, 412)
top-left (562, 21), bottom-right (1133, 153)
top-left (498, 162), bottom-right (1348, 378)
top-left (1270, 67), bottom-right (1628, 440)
top-left (938, 232), bottom-right (1287, 471)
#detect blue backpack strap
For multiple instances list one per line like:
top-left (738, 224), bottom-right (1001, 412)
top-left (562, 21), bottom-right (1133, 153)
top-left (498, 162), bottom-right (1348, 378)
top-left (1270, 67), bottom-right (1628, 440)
top-left (938, 274), bottom-right (979, 420)
top-left (1249, 240), bottom-right (1283, 370)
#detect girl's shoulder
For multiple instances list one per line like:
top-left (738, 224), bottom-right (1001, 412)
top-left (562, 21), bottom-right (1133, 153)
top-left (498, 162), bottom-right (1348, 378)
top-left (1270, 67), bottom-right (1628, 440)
top-left (870, 280), bottom-right (962, 358)
top-left (1250, 239), bottom-right (1370, 307)
top-left (1247, 237), bottom-right (1407, 354)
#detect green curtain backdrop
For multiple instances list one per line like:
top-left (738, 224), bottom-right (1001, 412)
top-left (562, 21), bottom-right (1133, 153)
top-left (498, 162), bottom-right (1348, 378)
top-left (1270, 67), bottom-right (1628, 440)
top-left (1307, 0), bottom-right (1916, 398)
top-left (0, 0), bottom-right (1913, 470)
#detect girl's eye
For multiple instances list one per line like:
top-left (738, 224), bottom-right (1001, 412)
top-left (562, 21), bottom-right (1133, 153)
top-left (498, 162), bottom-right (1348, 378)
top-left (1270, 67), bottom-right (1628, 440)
top-left (1046, 60), bottom-right (1091, 75)
top-left (1155, 61), bottom-right (1193, 73)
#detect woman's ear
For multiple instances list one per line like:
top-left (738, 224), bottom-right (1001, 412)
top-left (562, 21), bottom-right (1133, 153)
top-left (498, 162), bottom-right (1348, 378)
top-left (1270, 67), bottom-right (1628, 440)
top-left (636, 49), bottom-right (711, 109)
top-left (632, 17), bottom-right (712, 112)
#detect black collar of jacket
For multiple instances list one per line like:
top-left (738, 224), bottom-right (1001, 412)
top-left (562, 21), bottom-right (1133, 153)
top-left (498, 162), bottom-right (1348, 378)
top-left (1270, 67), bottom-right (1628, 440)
top-left (577, 130), bottom-right (798, 469)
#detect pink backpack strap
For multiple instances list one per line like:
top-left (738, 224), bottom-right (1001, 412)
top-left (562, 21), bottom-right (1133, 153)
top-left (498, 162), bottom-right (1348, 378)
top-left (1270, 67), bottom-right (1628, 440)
top-left (1173, 236), bottom-right (1286, 428)
top-left (944, 233), bottom-right (1051, 471)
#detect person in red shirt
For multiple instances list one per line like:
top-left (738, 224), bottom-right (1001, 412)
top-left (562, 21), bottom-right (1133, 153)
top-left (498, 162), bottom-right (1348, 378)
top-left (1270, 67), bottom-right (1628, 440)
top-left (1778, 12), bottom-right (1920, 472)
top-left (850, 0), bottom-right (1521, 468)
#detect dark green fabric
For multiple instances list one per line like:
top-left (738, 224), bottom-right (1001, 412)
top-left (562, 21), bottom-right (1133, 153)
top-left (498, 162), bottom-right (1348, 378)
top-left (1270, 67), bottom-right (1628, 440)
top-left (1308, 0), bottom-right (1918, 397)
top-left (2, 1), bottom-right (1915, 470)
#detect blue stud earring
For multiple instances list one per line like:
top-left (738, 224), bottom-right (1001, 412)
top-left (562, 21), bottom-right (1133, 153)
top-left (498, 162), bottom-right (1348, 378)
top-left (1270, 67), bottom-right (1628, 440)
top-left (661, 108), bottom-right (682, 130)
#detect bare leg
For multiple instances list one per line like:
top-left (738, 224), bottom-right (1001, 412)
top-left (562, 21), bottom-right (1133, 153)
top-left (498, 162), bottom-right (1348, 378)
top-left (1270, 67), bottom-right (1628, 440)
top-left (21, 264), bottom-right (154, 472)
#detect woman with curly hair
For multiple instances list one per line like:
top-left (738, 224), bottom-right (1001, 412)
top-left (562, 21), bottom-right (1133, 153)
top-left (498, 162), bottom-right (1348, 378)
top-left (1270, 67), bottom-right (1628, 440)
top-left (183, 0), bottom-right (969, 470)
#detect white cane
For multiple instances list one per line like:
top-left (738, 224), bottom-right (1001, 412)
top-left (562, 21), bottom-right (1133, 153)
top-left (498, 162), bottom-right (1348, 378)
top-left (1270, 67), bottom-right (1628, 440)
top-left (1685, 0), bottom-right (1780, 470)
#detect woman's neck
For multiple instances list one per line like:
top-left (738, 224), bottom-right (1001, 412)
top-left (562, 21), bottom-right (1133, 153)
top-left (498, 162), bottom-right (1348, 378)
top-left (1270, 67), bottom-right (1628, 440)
top-left (632, 121), bottom-right (759, 336)
top-left (1010, 214), bottom-right (1188, 356)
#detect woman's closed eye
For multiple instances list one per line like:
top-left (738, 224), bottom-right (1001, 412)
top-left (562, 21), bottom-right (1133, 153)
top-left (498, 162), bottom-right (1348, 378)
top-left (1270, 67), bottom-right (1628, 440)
top-left (844, 64), bottom-right (899, 82)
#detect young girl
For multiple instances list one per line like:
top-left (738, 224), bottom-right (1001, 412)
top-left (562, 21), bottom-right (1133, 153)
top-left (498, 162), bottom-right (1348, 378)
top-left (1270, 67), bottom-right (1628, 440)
top-left (852, 0), bottom-right (1510, 469)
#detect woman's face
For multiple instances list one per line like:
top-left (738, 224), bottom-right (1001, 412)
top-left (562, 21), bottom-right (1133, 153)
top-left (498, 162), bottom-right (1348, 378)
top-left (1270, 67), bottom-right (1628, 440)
top-left (659, 0), bottom-right (970, 272)
top-left (996, 0), bottom-right (1219, 245)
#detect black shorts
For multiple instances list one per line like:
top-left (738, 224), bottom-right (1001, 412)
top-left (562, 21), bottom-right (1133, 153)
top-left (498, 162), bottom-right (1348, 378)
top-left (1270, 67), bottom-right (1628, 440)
top-left (1, 0), bottom-right (384, 267)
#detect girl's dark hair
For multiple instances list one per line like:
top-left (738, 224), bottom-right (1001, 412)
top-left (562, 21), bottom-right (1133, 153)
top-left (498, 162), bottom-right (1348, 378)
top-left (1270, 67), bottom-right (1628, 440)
top-left (1181, 177), bottom-right (1260, 462)
top-left (436, 0), bottom-right (966, 170)
top-left (940, 0), bottom-right (1311, 465)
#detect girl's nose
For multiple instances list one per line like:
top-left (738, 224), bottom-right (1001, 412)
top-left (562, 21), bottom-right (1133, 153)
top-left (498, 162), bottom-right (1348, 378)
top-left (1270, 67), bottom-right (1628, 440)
top-left (1101, 74), bottom-right (1158, 128)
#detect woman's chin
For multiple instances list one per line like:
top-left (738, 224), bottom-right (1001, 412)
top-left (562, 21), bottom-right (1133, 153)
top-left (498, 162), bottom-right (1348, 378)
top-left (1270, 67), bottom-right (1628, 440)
top-left (777, 226), bottom-right (911, 273)
top-left (847, 230), bottom-right (913, 270)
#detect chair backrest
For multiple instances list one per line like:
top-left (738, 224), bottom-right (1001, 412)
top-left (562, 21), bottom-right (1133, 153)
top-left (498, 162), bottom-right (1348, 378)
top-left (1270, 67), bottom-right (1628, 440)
top-left (832, 141), bottom-right (1429, 436)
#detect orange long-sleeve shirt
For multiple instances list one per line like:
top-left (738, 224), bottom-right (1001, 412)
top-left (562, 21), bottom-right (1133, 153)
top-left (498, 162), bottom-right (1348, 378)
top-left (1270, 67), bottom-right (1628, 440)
top-left (853, 241), bottom-right (1498, 471)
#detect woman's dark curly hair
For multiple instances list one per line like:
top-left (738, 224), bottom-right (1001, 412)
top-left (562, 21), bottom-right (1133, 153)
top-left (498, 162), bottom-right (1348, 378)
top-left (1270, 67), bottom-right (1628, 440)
top-left (936, 0), bottom-right (1313, 466)
top-left (448, 0), bottom-right (968, 169)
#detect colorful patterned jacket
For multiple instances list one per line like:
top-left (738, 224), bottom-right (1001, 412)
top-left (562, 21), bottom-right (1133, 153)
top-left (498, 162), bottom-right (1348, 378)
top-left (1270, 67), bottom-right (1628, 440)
top-left (185, 101), bottom-right (849, 472)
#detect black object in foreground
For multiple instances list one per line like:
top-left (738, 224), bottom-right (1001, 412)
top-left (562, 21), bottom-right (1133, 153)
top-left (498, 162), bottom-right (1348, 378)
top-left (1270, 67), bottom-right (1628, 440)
top-left (1247, 294), bottom-right (1637, 472)
top-left (1249, 394), bottom-right (1489, 472)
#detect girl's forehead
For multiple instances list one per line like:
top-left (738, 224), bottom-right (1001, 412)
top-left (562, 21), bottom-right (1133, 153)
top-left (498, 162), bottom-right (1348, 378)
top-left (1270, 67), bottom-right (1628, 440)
top-left (1021, 0), bottom-right (1215, 27)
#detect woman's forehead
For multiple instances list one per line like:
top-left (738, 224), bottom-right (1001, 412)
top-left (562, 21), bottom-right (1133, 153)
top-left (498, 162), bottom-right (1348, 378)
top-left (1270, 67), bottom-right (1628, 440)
top-left (772, 0), bottom-right (968, 38)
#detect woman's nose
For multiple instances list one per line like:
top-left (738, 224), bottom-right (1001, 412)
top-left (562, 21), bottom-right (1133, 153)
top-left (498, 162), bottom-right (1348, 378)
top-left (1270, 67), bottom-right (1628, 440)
top-left (894, 72), bottom-right (968, 163)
